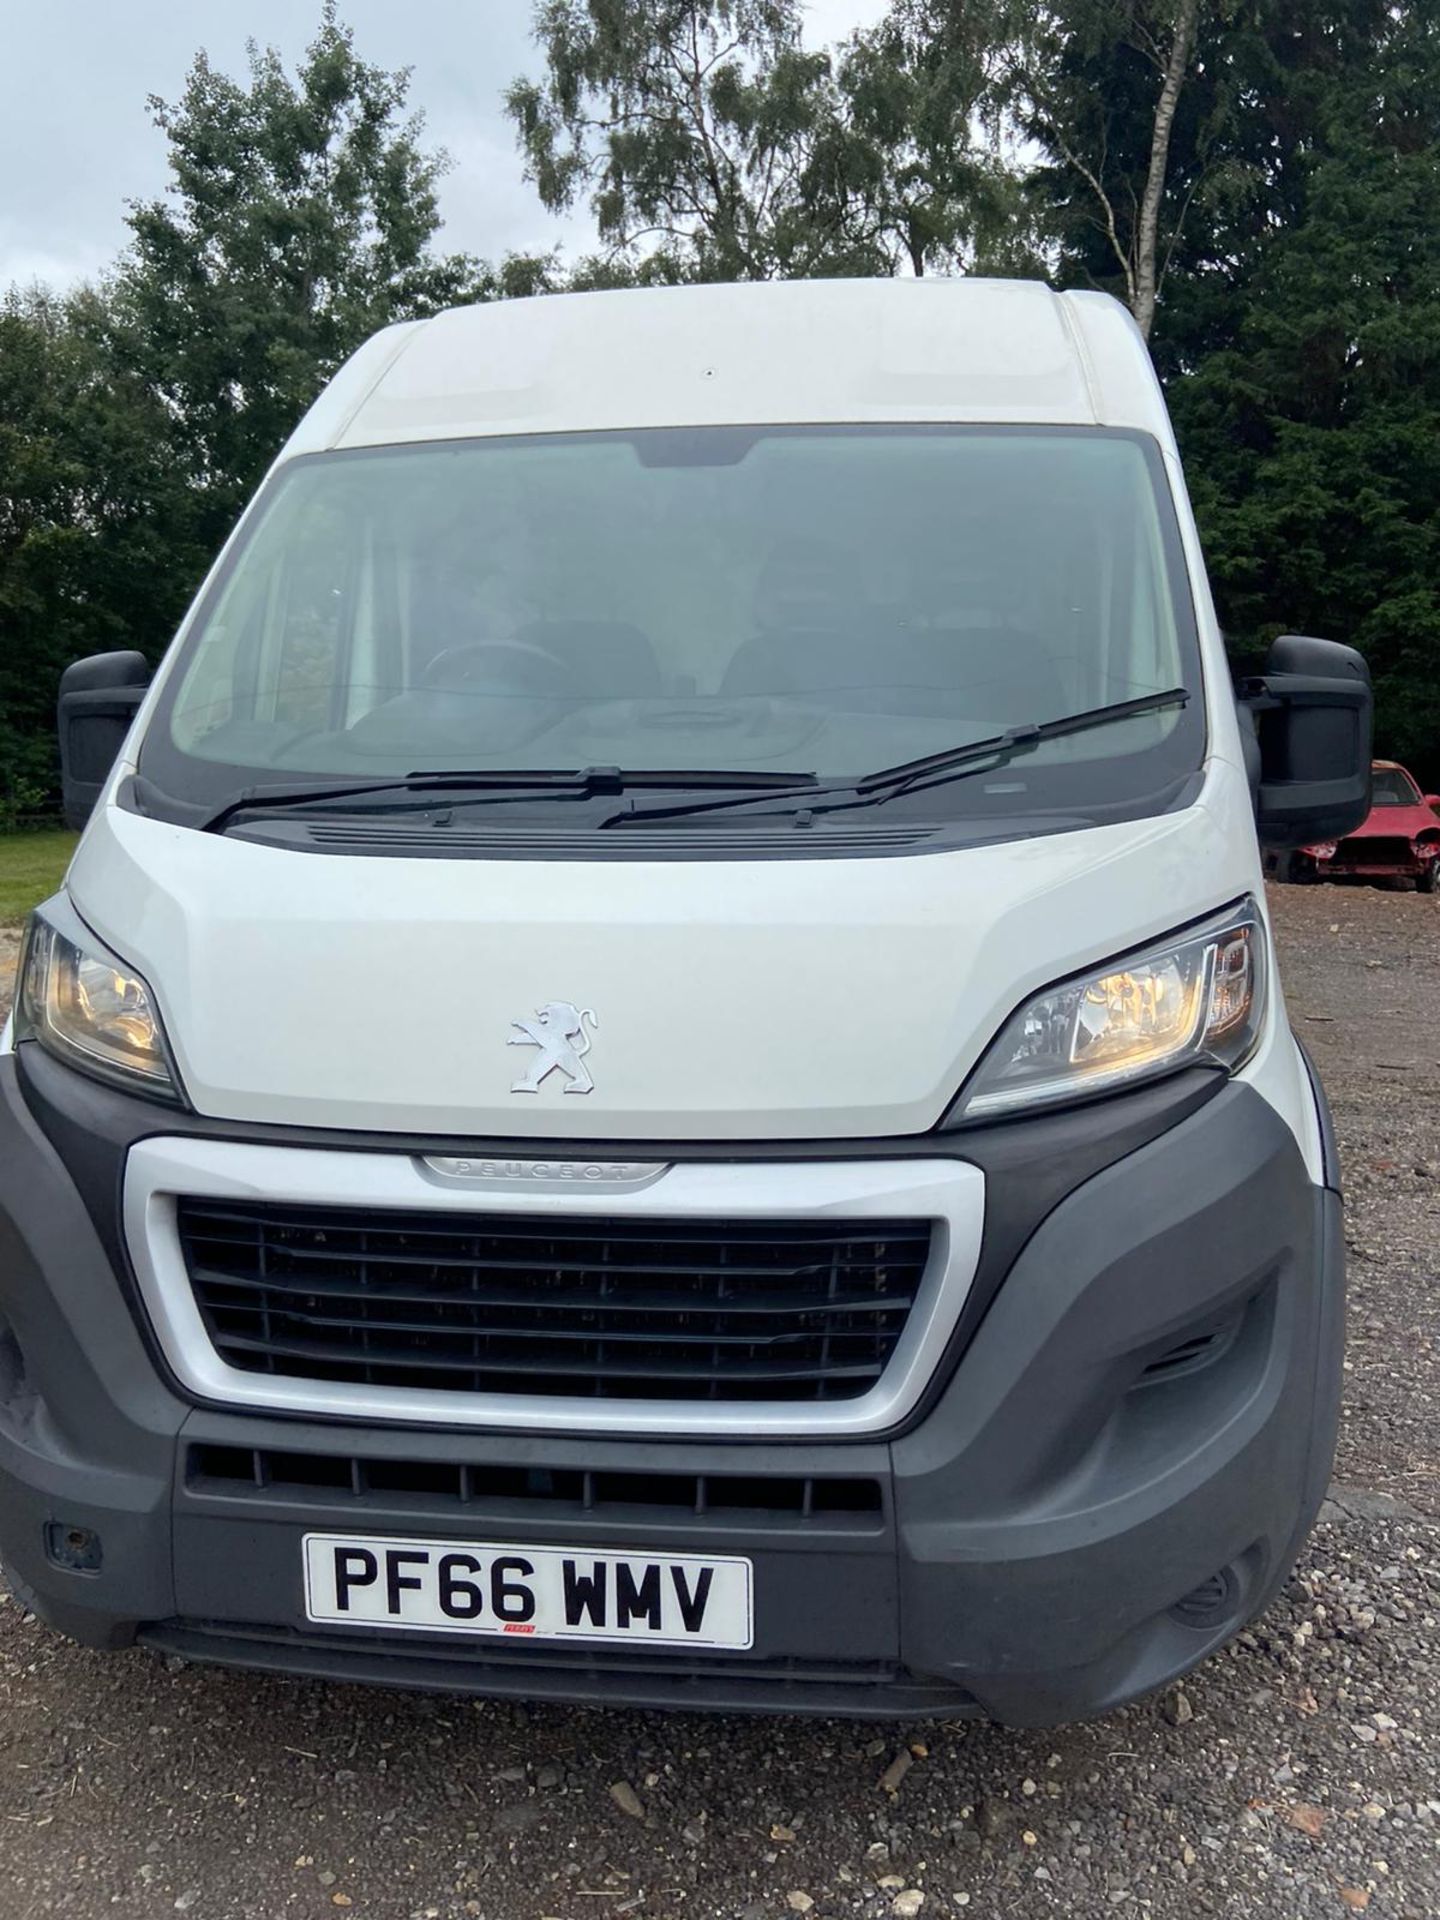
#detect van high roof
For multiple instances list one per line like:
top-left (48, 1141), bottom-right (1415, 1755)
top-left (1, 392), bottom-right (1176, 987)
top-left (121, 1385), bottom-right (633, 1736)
top-left (287, 278), bottom-right (1173, 459)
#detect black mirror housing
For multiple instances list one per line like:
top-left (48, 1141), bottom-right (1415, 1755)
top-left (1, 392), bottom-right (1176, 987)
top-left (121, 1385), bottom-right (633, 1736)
top-left (57, 650), bottom-right (153, 830)
top-left (1240, 634), bottom-right (1373, 850)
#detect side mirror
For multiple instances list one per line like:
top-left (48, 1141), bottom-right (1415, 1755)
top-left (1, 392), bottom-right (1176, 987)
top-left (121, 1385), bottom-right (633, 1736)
top-left (1426, 795), bottom-right (1440, 811)
top-left (1238, 634), bottom-right (1373, 850)
top-left (57, 650), bottom-right (152, 830)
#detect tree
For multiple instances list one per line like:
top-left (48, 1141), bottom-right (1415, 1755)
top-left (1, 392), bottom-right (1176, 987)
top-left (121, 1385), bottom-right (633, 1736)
top-left (830, 0), bottom-right (1036, 277)
top-left (1167, 2), bottom-right (1440, 773)
top-left (506, 0), bottom-right (883, 282)
top-left (0, 286), bottom-right (195, 823)
top-left (507, 0), bottom-right (1034, 283)
top-left (1, 6), bottom-right (514, 815)
top-left (1012, 0), bottom-right (1211, 336)
top-left (8, 0), bottom-right (1440, 811)
top-left (110, 2), bottom-right (484, 548)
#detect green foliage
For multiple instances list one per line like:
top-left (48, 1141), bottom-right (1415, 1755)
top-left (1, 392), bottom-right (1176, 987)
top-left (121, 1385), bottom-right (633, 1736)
top-left (507, 0), bottom-right (889, 280)
top-left (0, 283), bottom-right (196, 818)
top-left (1155, 3), bottom-right (1440, 774)
top-left (0, 829), bottom-right (78, 925)
top-left (831, 0), bottom-right (1039, 276)
top-left (0, 6), bottom-right (513, 811)
top-left (0, 729), bottom-right (54, 833)
top-left (4, 0), bottom-right (1440, 800)
top-left (1013, 0), bottom-right (1228, 314)
top-left (994, 0), bottom-right (1440, 773)
top-left (110, 1), bottom-right (485, 547)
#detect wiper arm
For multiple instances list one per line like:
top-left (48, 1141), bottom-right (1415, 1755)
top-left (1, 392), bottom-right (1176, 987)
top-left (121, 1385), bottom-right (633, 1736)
top-left (854, 687), bottom-right (1191, 795)
top-left (604, 689), bottom-right (1190, 828)
top-left (200, 765), bottom-right (816, 833)
top-left (200, 769), bottom-right (591, 833)
top-left (198, 693), bottom-right (1186, 835)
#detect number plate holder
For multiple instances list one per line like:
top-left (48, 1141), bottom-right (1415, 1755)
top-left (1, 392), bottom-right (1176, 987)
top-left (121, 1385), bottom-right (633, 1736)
top-left (302, 1532), bottom-right (754, 1650)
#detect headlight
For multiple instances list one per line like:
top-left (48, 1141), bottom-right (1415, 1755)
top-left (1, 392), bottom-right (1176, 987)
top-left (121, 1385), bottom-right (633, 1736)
top-left (15, 913), bottom-right (182, 1103)
top-left (955, 900), bottom-right (1265, 1120)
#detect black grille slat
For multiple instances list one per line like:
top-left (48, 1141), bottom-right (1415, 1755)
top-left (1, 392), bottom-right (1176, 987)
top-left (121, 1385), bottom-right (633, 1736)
top-left (201, 1300), bottom-right (907, 1351)
top-left (185, 1242), bottom-right (918, 1281)
top-left (190, 1264), bottom-right (913, 1320)
top-left (182, 1209), bottom-right (929, 1255)
top-left (178, 1200), bottom-right (929, 1403)
top-left (208, 1328), bottom-right (888, 1385)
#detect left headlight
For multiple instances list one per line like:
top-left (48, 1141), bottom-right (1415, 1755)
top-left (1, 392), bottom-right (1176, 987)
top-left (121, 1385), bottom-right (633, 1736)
top-left (15, 913), bottom-right (182, 1103)
top-left (954, 899), bottom-right (1266, 1121)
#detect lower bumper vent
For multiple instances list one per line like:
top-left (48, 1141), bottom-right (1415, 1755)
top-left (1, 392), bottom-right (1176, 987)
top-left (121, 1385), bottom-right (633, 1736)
top-left (187, 1444), bottom-right (884, 1523)
top-left (138, 1620), bottom-right (980, 1717)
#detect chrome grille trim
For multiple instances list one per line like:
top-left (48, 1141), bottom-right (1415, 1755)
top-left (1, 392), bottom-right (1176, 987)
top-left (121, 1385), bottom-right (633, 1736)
top-left (124, 1138), bottom-right (985, 1438)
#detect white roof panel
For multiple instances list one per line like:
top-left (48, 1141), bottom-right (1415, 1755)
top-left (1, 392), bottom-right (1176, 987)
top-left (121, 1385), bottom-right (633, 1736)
top-left (283, 278), bottom-right (1170, 459)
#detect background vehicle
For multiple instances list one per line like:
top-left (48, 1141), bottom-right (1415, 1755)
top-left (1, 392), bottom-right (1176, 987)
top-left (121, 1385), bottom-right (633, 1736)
top-left (2, 280), bottom-right (1372, 1725)
top-left (1275, 760), bottom-right (1440, 888)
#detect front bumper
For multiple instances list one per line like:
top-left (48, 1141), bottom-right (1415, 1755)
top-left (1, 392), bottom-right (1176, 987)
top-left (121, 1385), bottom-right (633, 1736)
top-left (1303, 840), bottom-right (1437, 880)
top-left (0, 1051), bottom-right (1342, 1724)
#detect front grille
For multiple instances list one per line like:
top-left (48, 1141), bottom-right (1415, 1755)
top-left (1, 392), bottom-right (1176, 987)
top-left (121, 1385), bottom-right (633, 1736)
top-left (177, 1201), bottom-right (931, 1403)
top-left (186, 1444), bottom-right (885, 1522)
top-left (1333, 835), bottom-right (1414, 867)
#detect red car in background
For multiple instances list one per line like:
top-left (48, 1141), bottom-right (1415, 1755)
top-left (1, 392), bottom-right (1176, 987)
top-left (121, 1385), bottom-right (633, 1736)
top-left (1275, 760), bottom-right (1440, 889)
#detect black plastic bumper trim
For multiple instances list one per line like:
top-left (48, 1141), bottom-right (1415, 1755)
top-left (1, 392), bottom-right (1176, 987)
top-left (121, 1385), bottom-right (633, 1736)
top-left (139, 1619), bottom-right (979, 1720)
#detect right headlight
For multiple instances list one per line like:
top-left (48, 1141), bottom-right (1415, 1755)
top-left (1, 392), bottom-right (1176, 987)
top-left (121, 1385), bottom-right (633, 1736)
top-left (954, 899), bottom-right (1266, 1121)
top-left (15, 910), bottom-right (183, 1104)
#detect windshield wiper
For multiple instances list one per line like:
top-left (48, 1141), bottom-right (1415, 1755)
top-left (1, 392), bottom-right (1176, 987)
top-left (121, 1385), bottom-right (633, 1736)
top-left (604, 689), bottom-right (1191, 828)
top-left (200, 770), bottom-right (588, 832)
top-left (198, 765), bottom-right (816, 833)
top-left (194, 690), bottom-right (1186, 835)
top-left (855, 686), bottom-right (1191, 793)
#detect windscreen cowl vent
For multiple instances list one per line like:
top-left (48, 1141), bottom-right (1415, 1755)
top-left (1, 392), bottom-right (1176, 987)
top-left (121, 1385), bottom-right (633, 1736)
top-left (230, 819), bottom-right (940, 861)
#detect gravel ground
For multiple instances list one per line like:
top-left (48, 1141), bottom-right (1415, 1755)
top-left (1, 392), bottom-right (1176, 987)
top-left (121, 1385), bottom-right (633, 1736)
top-left (0, 883), bottom-right (1436, 1920)
top-left (1276, 883), bottom-right (1440, 1519)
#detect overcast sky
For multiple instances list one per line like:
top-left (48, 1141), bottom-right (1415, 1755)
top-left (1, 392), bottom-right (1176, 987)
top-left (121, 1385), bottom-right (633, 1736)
top-left (0, 0), bottom-right (889, 291)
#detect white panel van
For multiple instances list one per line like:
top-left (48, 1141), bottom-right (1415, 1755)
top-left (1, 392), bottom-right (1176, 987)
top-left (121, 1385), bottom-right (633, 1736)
top-left (0, 281), bottom-right (1372, 1721)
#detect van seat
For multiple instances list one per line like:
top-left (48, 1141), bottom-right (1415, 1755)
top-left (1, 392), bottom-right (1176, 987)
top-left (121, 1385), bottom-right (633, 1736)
top-left (512, 621), bottom-right (663, 699)
top-left (720, 626), bottom-right (1065, 723)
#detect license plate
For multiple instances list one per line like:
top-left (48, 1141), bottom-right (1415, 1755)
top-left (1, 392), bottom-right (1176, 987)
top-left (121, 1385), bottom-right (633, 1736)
top-left (302, 1532), bottom-right (754, 1649)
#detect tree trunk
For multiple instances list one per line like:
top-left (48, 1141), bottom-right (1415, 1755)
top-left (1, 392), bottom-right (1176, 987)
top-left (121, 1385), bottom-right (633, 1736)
top-left (1132, 0), bottom-right (1201, 339)
top-left (907, 217), bottom-right (927, 277)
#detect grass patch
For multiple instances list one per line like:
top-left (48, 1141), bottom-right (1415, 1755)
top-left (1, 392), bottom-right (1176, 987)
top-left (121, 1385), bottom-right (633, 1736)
top-left (0, 828), bottom-right (79, 926)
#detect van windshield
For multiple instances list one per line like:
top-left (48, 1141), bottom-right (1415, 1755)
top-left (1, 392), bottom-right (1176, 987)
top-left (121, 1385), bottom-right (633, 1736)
top-left (142, 426), bottom-right (1205, 829)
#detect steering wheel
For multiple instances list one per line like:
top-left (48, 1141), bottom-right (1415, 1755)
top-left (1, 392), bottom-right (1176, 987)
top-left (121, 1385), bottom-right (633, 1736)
top-left (421, 639), bottom-right (570, 695)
